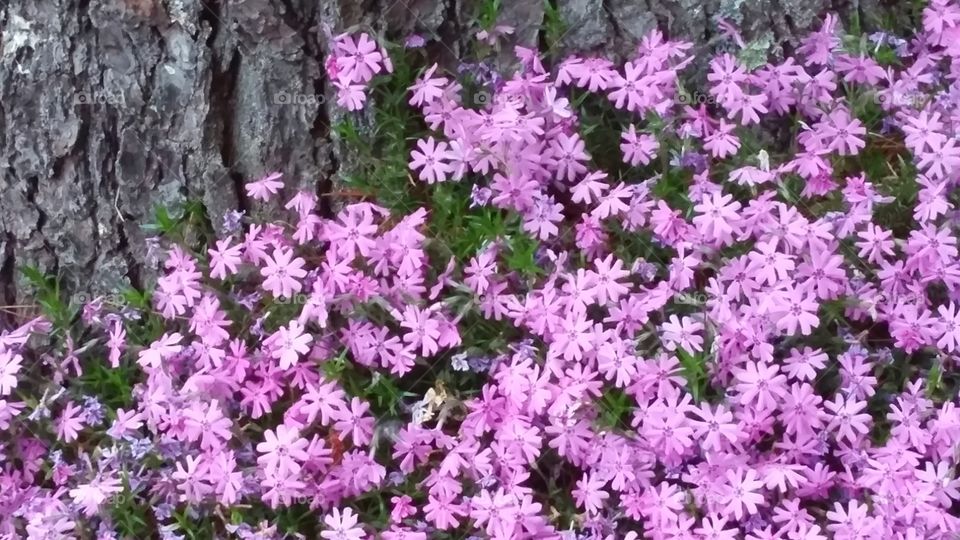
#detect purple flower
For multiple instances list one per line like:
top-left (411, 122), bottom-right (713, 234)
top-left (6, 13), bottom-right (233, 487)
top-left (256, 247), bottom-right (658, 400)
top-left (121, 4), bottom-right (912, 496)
top-left (222, 209), bottom-right (245, 235)
top-left (404, 34), bottom-right (426, 48)
top-left (679, 151), bottom-right (708, 172)
top-left (450, 353), bottom-right (470, 371)
top-left (81, 396), bottom-right (105, 426)
top-left (470, 185), bottom-right (492, 207)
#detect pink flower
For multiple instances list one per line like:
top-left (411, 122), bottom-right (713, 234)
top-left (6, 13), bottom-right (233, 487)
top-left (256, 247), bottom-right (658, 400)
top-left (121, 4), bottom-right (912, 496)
top-left (797, 14), bottom-right (840, 65)
top-left (294, 378), bottom-right (347, 426)
top-left (708, 54), bottom-right (748, 103)
top-left (704, 120), bottom-right (741, 158)
top-left (825, 395), bottom-right (872, 444)
top-left (748, 240), bottom-right (795, 285)
top-left (901, 109), bottom-right (946, 154)
top-left (773, 286), bottom-right (820, 336)
top-left (608, 61), bottom-right (648, 111)
top-left (835, 54), bottom-right (885, 85)
top-left (398, 305), bottom-right (442, 357)
top-left (245, 172), bottom-right (284, 202)
top-left (726, 92), bottom-right (768, 125)
top-left (937, 302), bottom-right (960, 352)
top-left (211, 451), bottom-right (244, 506)
top-left (820, 108), bottom-right (866, 156)
top-left (335, 80), bottom-right (367, 111)
top-left (917, 137), bottom-right (960, 180)
top-left (409, 137), bottom-right (455, 184)
top-left (106, 319), bottom-right (126, 368)
top-left (721, 468), bottom-right (765, 520)
top-left (855, 224), bottom-right (895, 263)
top-left (321, 507), bottom-right (365, 540)
top-left (0, 351), bottom-right (22, 396)
top-left (257, 424), bottom-right (310, 476)
top-left (523, 194), bottom-right (564, 240)
top-left (797, 247), bottom-right (846, 300)
top-left (270, 320), bottom-right (313, 369)
top-left (56, 401), bottom-right (85, 442)
top-left (826, 501), bottom-right (876, 538)
top-left (695, 514), bottom-right (738, 540)
top-left (408, 64), bottom-right (447, 107)
top-left (783, 347), bottom-right (828, 382)
top-left (661, 315), bottom-right (704, 353)
top-left (566, 57), bottom-right (617, 91)
top-left (208, 239), bottom-right (243, 280)
top-left (69, 476), bottom-right (122, 516)
top-left (260, 247), bottom-right (307, 299)
top-left (332, 397), bottom-right (375, 446)
top-left (334, 33), bottom-right (383, 83)
top-left (137, 332), bottom-right (183, 369)
top-left (691, 404), bottom-right (741, 451)
top-left (107, 408), bottom-right (143, 439)
top-left (570, 171), bottom-right (609, 205)
top-left (589, 254), bottom-right (631, 304)
top-left (423, 492), bottom-right (465, 530)
top-left (550, 133), bottom-right (590, 181)
top-left (260, 471), bottom-right (306, 508)
top-left (183, 401), bottom-right (233, 450)
top-left (551, 309), bottom-right (594, 361)
top-left (471, 489), bottom-right (519, 538)
top-left (572, 473), bottom-right (609, 515)
top-left (172, 455), bottom-right (211, 502)
top-left (734, 362), bottom-right (788, 410)
top-left (324, 204), bottom-right (380, 260)
top-left (390, 494), bottom-right (417, 523)
top-left (693, 191), bottom-right (742, 246)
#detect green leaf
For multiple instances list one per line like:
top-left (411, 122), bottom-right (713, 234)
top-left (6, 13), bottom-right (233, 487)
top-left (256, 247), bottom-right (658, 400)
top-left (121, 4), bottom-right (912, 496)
top-left (504, 232), bottom-right (543, 277)
top-left (676, 348), bottom-right (707, 402)
top-left (926, 359), bottom-right (942, 398)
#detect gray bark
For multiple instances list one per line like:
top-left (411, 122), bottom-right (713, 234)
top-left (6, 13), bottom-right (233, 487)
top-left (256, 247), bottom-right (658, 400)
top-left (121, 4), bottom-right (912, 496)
top-left (0, 0), bottom-right (909, 307)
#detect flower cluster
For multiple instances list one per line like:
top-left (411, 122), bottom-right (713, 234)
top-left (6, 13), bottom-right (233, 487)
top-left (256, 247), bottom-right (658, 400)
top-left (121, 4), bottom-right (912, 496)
top-left (325, 32), bottom-right (393, 111)
top-left (4, 4), bottom-right (960, 540)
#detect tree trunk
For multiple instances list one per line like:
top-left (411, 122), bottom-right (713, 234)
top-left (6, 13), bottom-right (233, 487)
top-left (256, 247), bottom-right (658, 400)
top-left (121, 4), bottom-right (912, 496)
top-left (0, 0), bottom-right (910, 306)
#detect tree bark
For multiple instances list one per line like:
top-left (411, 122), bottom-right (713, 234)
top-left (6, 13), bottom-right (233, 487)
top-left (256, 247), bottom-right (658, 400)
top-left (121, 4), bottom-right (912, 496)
top-left (0, 0), bottom-right (910, 306)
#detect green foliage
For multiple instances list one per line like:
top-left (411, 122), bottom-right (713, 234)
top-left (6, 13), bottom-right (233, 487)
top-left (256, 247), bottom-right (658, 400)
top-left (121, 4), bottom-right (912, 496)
top-left (109, 473), bottom-right (152, 537)
top-left (427, 183), bottom-right (488, 259)
top-left (475, 0), bottom-right (502, 30)
top-left (20, 266), bottom-right (74, 329)
top-left (172, 508), bottom-right (218, 540)
top-left (325, 349), bottom-right (418, 417)
top-left (925, 358), bottom-right (942, 397)
top-left (676, 348), bottom-right (709, 402)
top-left (737, 35), bottom-right (773, 70)
top-left (79, 360), bottom-right (136, 409)
top-left (338, 44), bottom-right (424, 214)
top-left (503, 231), bottom-right (544, 277)
top-left (597, 388), bottom-right (633, 429)
top-left (142, 200), bottom-right (214, 252)
top-left (275, 505), bottom-right (319, 538)
top-left (541, 0), bottom-right (566, 57)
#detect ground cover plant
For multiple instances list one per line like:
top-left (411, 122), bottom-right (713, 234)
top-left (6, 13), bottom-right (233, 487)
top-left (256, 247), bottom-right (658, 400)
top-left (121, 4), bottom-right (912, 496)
top-left (3, 2), bottom-right (960, 539)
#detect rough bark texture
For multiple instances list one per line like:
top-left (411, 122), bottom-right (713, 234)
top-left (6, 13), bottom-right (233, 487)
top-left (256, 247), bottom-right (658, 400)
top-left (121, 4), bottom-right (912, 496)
top-left (0, 0), bottom-right (910, 305)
